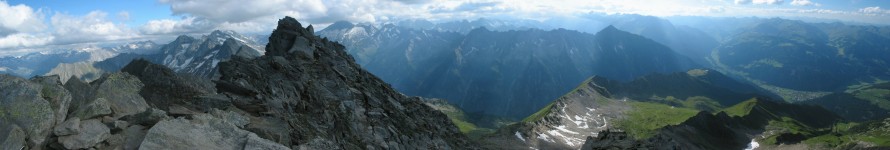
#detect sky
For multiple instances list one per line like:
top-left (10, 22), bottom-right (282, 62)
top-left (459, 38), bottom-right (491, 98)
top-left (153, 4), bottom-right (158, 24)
top-left (0, 0), bottom-right (889, 56)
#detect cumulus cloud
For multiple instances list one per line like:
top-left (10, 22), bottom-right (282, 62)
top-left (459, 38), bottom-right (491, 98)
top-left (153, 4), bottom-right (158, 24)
top-left (859, 6), bottom-right (889, 15)
top-left (392, 0), bottom-right (433, 4)
top-left (140, 16), bottom-right (217, 34)
top-left (735, 0), bottom-right (784, 5)
top-left (50, 11), bottom-right (138, 44)
top-left (0, 33), bottom-right (53, 49)
top-left (790, 0), bottom-right (819, 6)
top-left (160, 0), bottom-right (328, 23)
top-left (150, 0), bottom-right (433, 33)
top-left (0, 1), bottom-right (45, 37)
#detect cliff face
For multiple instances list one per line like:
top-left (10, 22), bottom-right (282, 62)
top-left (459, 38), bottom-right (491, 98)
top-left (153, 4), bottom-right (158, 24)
top-left (213, 16), bottom-right (475, 149)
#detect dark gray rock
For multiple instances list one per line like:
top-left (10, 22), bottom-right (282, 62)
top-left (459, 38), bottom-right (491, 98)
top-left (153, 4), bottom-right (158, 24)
top-left (103, 133), bottom-right (126, 150)
top-left (58, 119), bottom-right (111, 149)
top-left (54, 117), bottom-right (80, 136)
top-left (122, 108), bottom-right (168, 126)
top-left (580, 129), bottom-right (686, 150)
top-left (70, 98), bottom-right (112, 119)
top-left (123, 125), bottom-right (147, 150)
top-left (30, 75), bottom-right (73, 126)
top-left (92, 72), bottom-right (150, 118)
top-left (0, 74), bottom-right (56, 147)
top-left (64, 76), bottom-right (96, 118)
top-left (138, 113), bottom-right (287, 150)
top-left (244, 133), bottom-right (290, 150)
top-left (214, 16), bottom-right (476, 149)
top-left (121, 58), bottom-right (229, 113)
top-left (0, 124), bottom-right (26, 150)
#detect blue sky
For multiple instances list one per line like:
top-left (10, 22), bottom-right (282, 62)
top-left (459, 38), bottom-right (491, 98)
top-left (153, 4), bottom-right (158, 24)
top-left (6, 0), bottom-right (176, 27)
top-left (1, 0), bottom-right (889, 56)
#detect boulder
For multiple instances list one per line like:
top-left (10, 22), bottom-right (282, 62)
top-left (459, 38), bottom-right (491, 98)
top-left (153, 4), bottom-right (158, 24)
top-left (123, 125), bottom-right (147, 150)
top-left (0, 124), bottom-right (26, 150)
top-left (30, 75), bottom-right (73, 126)
top-left (53, 117), bottom-right (80, 136)
top-left (138, 113), bottom-right (288, 150)
top-left (70, 98), bottom-right (112, 119)
top-left (58, 119), bottom-right (111, 149)
top-left (123, 108), bottom-right (168, 126)
top-left (93, 72), bottom-right (150, 118)
top-left (0, 74), bottom-right (56, 147)
top-left (64, 76), bottom-right (96, 116)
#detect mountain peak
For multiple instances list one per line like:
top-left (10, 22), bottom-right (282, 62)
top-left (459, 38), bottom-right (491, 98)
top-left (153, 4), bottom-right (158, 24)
top-left (600, 25), bottom-right (619, 33)
top-left (265, 16), bottom-right (341, 56)
top-left (324, 20), bottom-right (355, 31)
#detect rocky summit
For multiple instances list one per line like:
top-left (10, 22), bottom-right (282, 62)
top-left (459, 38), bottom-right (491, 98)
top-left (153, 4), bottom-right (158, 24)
top-left (214, 16), bottom-right (475, 149)
top-left (0, 16), bottom-right (475, 149)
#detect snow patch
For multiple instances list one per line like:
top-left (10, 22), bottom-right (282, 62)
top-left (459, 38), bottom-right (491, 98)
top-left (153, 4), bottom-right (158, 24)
top-left (515, 132), bottom-right (526, 142)
top-left (554, 125), bottom-right (579, 134)
top-left (536, 133), bottom-right (555, 143)
top-left (744, 139), bottom-right (759, 150)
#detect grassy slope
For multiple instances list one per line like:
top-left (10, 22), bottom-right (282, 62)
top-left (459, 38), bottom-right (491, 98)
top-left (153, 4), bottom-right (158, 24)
top-left (614, 101), bottom-right (699, 139)
top-left (521, 77), bottom-right (596, 123)
top-left (425, 100), bottom-right (495, 139)
top-left (722, 98), bottom-right (759, 117)
top-left (803, 119), bottom-right (890, 147)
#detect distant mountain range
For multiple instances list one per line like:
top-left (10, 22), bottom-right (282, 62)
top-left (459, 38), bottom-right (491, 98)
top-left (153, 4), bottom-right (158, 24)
top-left (0, 30), bottom-right (266, 83)
top-left (319, 23), bottom-right (698, 120)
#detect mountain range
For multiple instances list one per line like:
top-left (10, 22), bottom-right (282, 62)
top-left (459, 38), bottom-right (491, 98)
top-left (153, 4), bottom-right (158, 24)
top-left (319, 22), bottom-right (698, 120)
top-left (1, 13), bottom-right (890, 149)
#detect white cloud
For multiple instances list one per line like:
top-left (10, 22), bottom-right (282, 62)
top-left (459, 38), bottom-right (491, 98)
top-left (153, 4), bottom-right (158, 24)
top-left (50, 11), bottom-right (138, 44)
top-left (0, 1), bottom-right (45, 36)
top-left (790, 0), bottom-right (819, 6)
top-left (140, 16), bottom-right (216, 34)
top-left (754, 0), bottom-right (784, 5)
top-left (149, 0), bottom-right (421, 34)
top-left (159, 0), bottom-right (328, 23)
top-left (736, 0), bottom-right (784, 5)
top-left (0, 33), bottom-right (53, 49)
top-left (859, 6), bottom-right (889, 15)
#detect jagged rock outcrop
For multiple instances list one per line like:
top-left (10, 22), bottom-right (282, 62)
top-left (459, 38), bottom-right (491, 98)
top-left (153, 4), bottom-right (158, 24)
top-left (121, 59), bottom-right (225, 113)
top-left (214, 16), bottom-right (476, 149)
top-left (579, 130), bottom-right (683, 150)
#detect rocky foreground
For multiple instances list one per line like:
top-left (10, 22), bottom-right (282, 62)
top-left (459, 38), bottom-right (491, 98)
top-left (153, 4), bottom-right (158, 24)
top-left (0, 16), bottom-right (475, 149)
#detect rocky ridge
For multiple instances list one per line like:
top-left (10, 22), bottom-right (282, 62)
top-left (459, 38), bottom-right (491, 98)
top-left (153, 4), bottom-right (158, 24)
top-left (481, 77), bottom-right (631, 149)
top-left (0, 16), bottom-right (475, 149)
